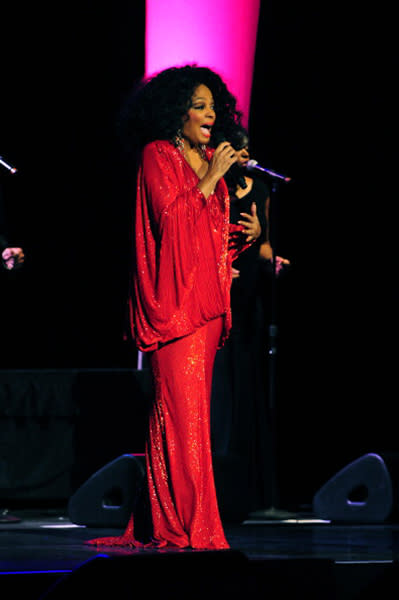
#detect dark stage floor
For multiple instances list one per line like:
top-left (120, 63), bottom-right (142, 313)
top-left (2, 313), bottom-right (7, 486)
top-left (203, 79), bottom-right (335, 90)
top-left (2, 507), bottom-right (399, 599)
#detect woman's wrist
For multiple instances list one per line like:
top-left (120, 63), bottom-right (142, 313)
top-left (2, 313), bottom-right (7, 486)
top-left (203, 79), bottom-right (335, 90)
top-left (198, 171), bottom-right (220, 198)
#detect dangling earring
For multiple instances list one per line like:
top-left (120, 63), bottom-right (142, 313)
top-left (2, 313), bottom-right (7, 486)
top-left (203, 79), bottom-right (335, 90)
top-left (200, 144), bottom-right (206, 159)
top-left (174, 128), bottom-right (185, 154)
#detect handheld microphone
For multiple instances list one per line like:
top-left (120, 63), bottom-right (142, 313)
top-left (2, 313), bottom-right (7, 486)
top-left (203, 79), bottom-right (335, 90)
top-left (230, 165), bottom-right (247, 190)
top-left (0, 155), bottom-right (18, 174)
top-left (212, 131), bottom-right (247, 189)
top-left (245, 159), bottom-right (291, 183)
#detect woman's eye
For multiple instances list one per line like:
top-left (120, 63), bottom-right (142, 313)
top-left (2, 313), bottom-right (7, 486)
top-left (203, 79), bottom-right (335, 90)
top-left (192, 104), bottom-right (214, 110)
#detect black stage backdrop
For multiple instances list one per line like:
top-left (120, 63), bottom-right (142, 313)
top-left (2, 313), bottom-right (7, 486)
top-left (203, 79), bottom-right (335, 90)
top-left (0, 1), bottom-right (397, 509)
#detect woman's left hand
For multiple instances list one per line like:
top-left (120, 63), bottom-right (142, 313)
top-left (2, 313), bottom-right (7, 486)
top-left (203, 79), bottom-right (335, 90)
top-left (238, 202), bottom-right (262, 243)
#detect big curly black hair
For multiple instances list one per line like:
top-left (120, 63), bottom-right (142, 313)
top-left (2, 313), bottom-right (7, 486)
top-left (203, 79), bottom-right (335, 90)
top-left (228, 123), bottom-right (250, 151)
top-left (118, 64), bottom-right (243, 155)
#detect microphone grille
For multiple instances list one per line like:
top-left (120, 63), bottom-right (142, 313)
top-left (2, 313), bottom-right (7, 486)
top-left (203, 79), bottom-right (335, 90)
top-left (245, 159), bottom-right (258, 171)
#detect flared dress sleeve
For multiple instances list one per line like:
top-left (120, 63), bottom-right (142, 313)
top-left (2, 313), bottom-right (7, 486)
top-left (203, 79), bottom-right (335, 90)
top-left (130, 141), bottom-right (221, 351)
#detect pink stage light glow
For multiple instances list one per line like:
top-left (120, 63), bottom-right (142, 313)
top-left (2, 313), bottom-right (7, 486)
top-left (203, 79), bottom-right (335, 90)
top-left (145, 0), bottom-right (261, 127)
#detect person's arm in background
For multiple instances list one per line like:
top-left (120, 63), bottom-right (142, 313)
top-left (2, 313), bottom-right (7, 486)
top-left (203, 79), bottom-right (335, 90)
top-left (258, 195), bottom-right (290, 275)
top-left (0, 185), bottom-right (25, 270)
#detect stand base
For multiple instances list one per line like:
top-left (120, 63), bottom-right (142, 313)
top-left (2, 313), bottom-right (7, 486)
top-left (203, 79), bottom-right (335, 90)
top-left (248, 506), bottom-right (298, 520)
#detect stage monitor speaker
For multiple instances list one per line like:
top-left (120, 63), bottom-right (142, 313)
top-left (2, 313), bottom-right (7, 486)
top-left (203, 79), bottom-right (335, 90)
top-left (67, 454), bottom-right (145, 528)
top-left (312, 453), bottom-right (393, 523)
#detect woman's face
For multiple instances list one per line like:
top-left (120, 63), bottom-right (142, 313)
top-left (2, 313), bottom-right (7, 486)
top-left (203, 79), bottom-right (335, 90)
top-left (236, 144), bottom-right (250, 168)
top-left (182, 84), bottom-right (216, 146)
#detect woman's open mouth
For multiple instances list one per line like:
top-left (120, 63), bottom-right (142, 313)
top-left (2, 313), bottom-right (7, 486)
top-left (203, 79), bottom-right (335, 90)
top-left (200, 124), bottom-right (212, 138)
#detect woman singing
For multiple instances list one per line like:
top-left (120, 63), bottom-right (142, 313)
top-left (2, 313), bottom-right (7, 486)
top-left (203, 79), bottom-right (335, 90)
top-left (87, 65), bottom-right (261, 549)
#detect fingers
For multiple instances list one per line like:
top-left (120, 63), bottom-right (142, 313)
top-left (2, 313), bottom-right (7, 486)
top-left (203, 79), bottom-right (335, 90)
top-left (3, 247), bottom-right (24, 258)
top-left (237, 210), bottom-right (261, 242)
top-left (219, 143), bottom-right (237, 164)
top-left (212, 142), bottom-right (237, 175)
top-left (245, 233), bottom-right (257, 242)
top-left (2, 247), bottom-right (25, 270)
top-left (215, 141), bottom-right (235, 155)
top-left (238, 207), bottom-right (257, 221)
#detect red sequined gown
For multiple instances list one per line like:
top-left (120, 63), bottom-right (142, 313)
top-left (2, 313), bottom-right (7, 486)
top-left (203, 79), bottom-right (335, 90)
top-left (87, 140), bottom-right (252, 549)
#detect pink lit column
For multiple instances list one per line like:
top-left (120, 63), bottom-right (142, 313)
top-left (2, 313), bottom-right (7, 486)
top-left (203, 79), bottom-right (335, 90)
top-left (145, 0), bottom-right (260, 127)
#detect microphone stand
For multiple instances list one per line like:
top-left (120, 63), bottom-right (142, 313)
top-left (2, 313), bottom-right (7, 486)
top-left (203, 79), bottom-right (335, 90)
top-left (0, 155), bottom-right (18, 174)
top-left (0, 152), bottom-right (22, 523)
top-left (249, 171), bottom-right (296, 521)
